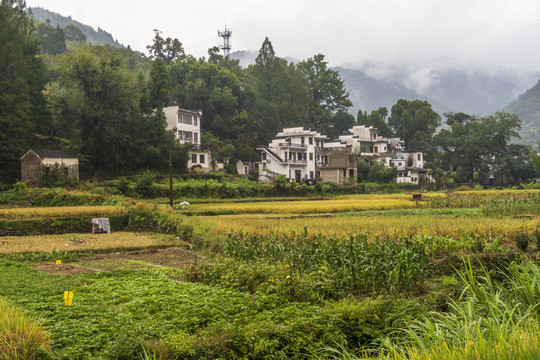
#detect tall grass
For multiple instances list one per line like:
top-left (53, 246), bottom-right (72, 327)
top-left (0, 296), bottom-right (51, 359)
top-left (378, 258), bottom-right (540, 359)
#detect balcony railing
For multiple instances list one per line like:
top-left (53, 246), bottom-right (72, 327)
top-left (278, 142), bottom-right (307, 149)
top-left (284, 159), bottom-right (307, 164)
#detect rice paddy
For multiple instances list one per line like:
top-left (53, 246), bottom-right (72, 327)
top-left (0, 206), bottom-right (128, 220)
top-left (0, 232), bottom-right (181, 254)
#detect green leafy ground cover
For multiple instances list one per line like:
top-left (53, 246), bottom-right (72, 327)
top-left (0, 259), bottom-right (425, 359)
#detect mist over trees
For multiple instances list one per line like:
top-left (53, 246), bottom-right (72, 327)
top-left (1, 2), bottom-right (537, 186)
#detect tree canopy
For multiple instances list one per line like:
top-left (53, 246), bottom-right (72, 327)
top-left (433, 112), bottom-right (532, 183)
top-left (0, 0), bottom-right (50, 182)
top-left (388, 99), bottom-right (441, 150)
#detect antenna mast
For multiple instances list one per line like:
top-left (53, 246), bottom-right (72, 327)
top-left (218, 23), bottom-right (232, 57)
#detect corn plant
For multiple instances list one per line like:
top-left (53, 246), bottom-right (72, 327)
top-left (225, 230), bottom-right (428, 292)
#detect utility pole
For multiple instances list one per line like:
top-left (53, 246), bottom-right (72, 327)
top-left (169, 130), bottom-right (173, 208)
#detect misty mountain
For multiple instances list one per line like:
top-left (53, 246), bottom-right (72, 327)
top-left (231, 50), bottom-right (536, 120)
top-left (416, 68), bottom-right (531, 115)
top-left (503, 79), bottom-right (540, 145)
top-left (231, 51), bottom-right (453, 116)
top-left (335, 67), bottom-right (454, 117)
top-left (28, 7), bottom-right (122, 48)
top-left (344, 60), bottom-right (540, 116)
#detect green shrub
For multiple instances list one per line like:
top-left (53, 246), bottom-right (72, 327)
top-left (134, 171), bottom-right (158, 198)
top-left (534, 226), bottom-right (540, 249)
top-left (515, 232), bottom-right (530, 252)
top-left (126, 203), bottom-right (193, 241)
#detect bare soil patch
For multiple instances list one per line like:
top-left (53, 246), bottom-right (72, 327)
top-left (82, 247), bottom-right (202, 268)
top-left (33, 247), bottom-right (204, 275)
top-left (32, 263), bottom-right (91, 275)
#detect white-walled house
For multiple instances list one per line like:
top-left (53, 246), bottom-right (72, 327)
top-left (164, 106), bottom-right (202, 146)
top-left (257, 127), bottom-right (328, 183)
top-left (257, 125), bottom-right (427, 185)
top-left (165, 106), bottom-right (213, 172)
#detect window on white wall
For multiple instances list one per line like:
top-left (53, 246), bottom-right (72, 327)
top-left (191, 154), bottom-right (197, 163)
top-left (182, 115), bottom-right (193, 125)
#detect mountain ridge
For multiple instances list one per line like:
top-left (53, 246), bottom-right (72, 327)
top-left (28, 7), bottom-right (123, 48)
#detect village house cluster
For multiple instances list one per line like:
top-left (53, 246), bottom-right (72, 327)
top-left (21, 106), bottom-right (425, 185)
top-left (257, 126), bottom-right (426, 185)
top-left (165, 106), bottom-right (427, 185)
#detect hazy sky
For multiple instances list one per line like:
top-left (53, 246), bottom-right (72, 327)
top-left (26, 0), bottom-right (540, 68)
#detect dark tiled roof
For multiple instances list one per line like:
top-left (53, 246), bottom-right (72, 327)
top-left (178, 108), bottom-right (202, 116)
top-left (30, 149), bottom-right (78, 158)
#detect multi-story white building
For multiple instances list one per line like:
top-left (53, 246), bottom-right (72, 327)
top-left (257, 127), bottom-right (328, 183)
top-left (165, 106), bottom-right (212, 172)
top-left (165, 106), bottom-right (202, 145)
top-left (258, 125), bottom-right (427, 185)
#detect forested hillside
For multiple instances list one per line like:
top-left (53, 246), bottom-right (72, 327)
top-left (28, 6), bottom-right (122, 47)
top-left (504, 79), bottom-right (540, 145)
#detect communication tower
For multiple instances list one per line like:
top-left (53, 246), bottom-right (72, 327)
top-left (218, 23), bottom-right (232, 57)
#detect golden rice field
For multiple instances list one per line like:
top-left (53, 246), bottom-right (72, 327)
top-left (186, 213), bottom-right (538, 244)
top-left (183, 194), bottom-right (426, 215)
top-left (0, 206), bottom-right (128, 220)
top-left (0, 232), bottom-right (182, 254)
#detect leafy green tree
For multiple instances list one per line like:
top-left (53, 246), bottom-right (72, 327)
top-left (148, 57), bottom-right (172, 109)
top-left (50, 46), bottom-right (169, 172)
top-left (367, 160), bottom-right (397, 183)
top-left (298, 54), bottom-right (352, 133)
top-left (328, 108), bottom-right (355, 139)
top-left (33, 22), bottom-right (66, 55)
top-left (0, 0), bottom-right (50, 182)
top-left (358, 107), bottom-right (392, 138)
top-left (388, 99), bottom-right (441, 150)
top-left (170, 59), bottom-right (248, 140)
top-left (201, 131), bottom-right (235, 167)
top-left (433, 112), bottom-right (528, 184)
top-left (251, 37), bottom-right (287, 102)
top-left (276, 63), bottom-right (310, 128)
top-left (146, 29), bottom-right (185, 64)
top-left (357, 159), bottom-right (370, 182)
top-left (63, 24), bottom-right (86, 42)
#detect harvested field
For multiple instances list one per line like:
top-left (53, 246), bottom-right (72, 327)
top-left (0, 232), bottom-right (186, 254)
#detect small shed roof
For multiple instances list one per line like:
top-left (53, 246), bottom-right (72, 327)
top-left (26, 148), bottom-right (78, 159)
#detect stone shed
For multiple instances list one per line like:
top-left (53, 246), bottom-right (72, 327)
top-left (20, 149), bottom-right (79, 184)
